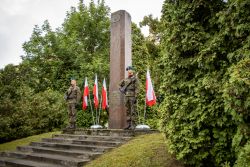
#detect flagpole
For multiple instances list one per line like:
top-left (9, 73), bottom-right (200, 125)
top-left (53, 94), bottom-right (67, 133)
top-left (88, 94), bottom-right (95, 125)
top-left (143, 97), bottom-right (147, 124)
top-left (81, 79), bottom-right (85, 92)
top-left (98, 94), bottom-right (103, 125)
top-left (144, 67), bottom-right (149, 125)
top-left (95, 107), bottom-right (98, 125)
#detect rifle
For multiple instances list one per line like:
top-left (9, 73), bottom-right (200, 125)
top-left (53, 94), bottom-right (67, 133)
top-left (119, 73), bottom-right (138, 95)
top-left (119, 82), bottom-right (132, 95)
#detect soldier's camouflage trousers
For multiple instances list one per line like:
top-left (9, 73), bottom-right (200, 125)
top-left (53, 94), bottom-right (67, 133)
top-left (125, 96), bottom-right (137, 129)
top-left (67, 103), bottom-right (77, 128)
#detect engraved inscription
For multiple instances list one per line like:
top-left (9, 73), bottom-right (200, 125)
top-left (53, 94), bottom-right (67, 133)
top-left (111, 13), bottom-right (120, 23)
top-left (110, 91), bottom-right (123, 106)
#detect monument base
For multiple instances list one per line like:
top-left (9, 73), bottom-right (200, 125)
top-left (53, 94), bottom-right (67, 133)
top-left (62, 128), bottom-right (159, 137)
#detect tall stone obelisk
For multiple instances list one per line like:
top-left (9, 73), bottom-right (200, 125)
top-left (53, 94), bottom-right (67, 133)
top-left (109, 10), bottom-right (132, 129)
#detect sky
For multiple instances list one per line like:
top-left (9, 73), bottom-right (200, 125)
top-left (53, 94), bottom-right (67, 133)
top-left (0, 0), bottom-right (163, 69)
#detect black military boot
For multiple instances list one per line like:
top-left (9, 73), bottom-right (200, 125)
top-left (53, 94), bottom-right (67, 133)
top-left (66, 124), bottom-right (71, 129)
top-left (129, 121), bottom-right (135, 130)
top-left (124, 122), bottom-right (131, 130)
top-left (72, 123), bottom-right (77, 129)
top-left (66, 122), bottom-right (75, 129)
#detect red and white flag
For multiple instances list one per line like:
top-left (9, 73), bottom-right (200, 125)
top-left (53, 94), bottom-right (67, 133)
top-left (102, 78), bottom-right (108, 110)
top-left (82, 77), bottom-right (89, 110)
top-left (146, 69), bottom-right (156, 107)
top-left (93, 74), bottom-right (99, 108)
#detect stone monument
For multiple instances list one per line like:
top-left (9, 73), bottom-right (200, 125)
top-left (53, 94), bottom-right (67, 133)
top-left (109, 10), bottom-right (132, 129)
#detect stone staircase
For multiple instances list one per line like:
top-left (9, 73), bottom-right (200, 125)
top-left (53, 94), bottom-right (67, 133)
top-left (0, 129), bottom-right (158, 167)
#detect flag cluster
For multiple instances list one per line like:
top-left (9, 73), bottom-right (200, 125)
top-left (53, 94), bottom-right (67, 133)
top-left (82, 75), bottom-right (108, 110)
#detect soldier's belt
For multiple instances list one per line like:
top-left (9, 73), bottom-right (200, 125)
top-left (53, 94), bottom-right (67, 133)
top-left (67, 97), bottom-right (76, 99)
top-left (127, 89), bottom-right (135, 91)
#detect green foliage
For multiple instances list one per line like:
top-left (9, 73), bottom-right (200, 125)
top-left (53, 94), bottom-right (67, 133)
top-left (223, 58), bottom-right (250, 123)
top-left (76, 110), bottom-right (94, 128)
top-left (1, 1), bottom-right (249, 166)
top-left (22, 0), bottom-right (110, 92)
top-left (159, 0), bottom-right (250, 166)
top-left (0, 0), bottom-right (111, 142)
top-left (223, 57), bottom-right (250, 167)
top-left (234, 141), bottom-right (250, 167)
top-left (0, 86), bottom-right (66, 143)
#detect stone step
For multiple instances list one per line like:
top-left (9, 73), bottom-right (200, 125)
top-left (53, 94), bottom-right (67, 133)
top-left (17, 145), bottom-right (102, 160)
top-left (30, 141), bottom-right (114, 152)
top-left (42, 138), bottom-right (123, 147)
top-left (53, 134), bottom-right (132, 142)
top-left (72, 139), bottom-right (122, 147)
top-left (0, 157), bottom-right (62, 167)
top-left (0, 129), bottom-right (159, 167)
top-left (0, 151), bottom-right (89, 167)
top-left (63, 128), bottom-right (159, 137)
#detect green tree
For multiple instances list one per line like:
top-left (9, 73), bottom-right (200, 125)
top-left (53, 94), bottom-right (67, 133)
top-left (22, 0), bottom-right (110, 93)
top-left (159, 0), bottom-right (250, 166)
top-left (220, 1), bottom-right (250, 166)
top-left (159, 0), bottom-right (236, 166)
top-left (0, 0), bottom-right (111, 142)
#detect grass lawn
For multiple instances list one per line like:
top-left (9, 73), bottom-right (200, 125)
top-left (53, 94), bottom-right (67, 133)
top-left (85, 133), bottom-right (184, 167)
top-left (0, 131), bottom-right (61, 151)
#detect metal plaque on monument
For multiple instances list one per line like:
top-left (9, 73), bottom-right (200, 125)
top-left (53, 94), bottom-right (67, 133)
top-left (109, 10), bottom-right (132, 129)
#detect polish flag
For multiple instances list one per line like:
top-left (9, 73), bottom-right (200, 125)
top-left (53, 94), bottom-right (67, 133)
top-left (93, 74), bottom-right (99, 108)
top-left (82, 77), bottom-right (89, 110)
top-left (146, 69), bottom-right (156, 107)
top-left (102, 78), bottom-right (108, 110)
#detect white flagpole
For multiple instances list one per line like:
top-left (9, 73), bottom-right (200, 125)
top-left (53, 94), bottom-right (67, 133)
top-left (98, 93), bottom-right (103, 125)
top-left (95, 108), bottom-right (98, 125)
top-left (144, 68), bottom-right (148, 124)
top-left (143, 97), bottom-right (147, 124)
top-left (88, 94), bottom-right (95, 125)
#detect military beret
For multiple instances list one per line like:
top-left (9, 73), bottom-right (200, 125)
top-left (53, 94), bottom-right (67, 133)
top-left (126, 66), bottom-right (134, 71)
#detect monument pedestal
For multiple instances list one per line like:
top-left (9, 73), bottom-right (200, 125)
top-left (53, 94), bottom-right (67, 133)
top-left (62, 128), bottom-right (159, 137)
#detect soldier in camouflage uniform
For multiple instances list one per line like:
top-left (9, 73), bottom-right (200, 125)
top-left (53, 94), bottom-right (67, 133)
top-left (65, 79), bottom-right (81, 129)
top-left (119, 66), bottom-right (139, 130)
